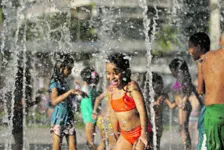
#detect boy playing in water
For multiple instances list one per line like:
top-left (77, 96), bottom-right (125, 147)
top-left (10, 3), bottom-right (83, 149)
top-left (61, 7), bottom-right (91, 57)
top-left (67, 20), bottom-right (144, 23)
top-left (188, 32), bottom-right (224, 150)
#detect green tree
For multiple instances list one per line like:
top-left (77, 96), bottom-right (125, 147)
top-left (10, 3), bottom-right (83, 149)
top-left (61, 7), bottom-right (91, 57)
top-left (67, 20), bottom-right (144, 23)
top-left (153, 25), bottom-right (181, 55)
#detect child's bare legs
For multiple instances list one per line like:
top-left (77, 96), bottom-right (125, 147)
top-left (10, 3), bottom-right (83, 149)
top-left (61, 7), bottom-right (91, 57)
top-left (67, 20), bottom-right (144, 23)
top-left (97, 129), bottom-right (105, 150)
top-left (189, 121), bottom-right (198, 145)
top-left (52, 132), bottom-right (62, 150)
top-left (178, 109), bottom-right (191, 150)
top-left (106, 130), bottom-right (117, 150)
top-left (85, 122), bottom-right (96, 150)
top-left (97, 122), bottom-right (116, 150)
top-left (114, 135), bottom-right (132, 150)
top-left (189, 110), bottom-right (199, 146)
top-left (47, 108), bottom-right (54, 120)
top-left (133, 138), bottom-right (146, 150)
top-left (97, 130), bottom-right (116, 150)
top-left (65, 135), bottom-right (77, 150)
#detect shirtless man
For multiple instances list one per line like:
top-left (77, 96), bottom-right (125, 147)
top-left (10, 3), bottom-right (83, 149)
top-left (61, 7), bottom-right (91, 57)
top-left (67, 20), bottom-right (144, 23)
top-left (188, 32), bottom-right (224, 150)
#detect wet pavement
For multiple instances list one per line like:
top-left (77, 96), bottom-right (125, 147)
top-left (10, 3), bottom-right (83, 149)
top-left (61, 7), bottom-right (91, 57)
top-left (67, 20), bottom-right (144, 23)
top-left (0, 127), bottom-right (197, 150)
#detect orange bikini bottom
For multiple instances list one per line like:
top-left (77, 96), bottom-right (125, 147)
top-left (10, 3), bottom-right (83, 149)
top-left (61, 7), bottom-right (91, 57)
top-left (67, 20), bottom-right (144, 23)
top-left (120, 126), bottom-right (142, 145)
top-left (120, 121), bottom-right (153, 145)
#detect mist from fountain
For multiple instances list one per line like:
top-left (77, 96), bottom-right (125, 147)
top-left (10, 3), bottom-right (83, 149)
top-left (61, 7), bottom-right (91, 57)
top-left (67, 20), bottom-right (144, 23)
top-left (139, 0), bottom-right (159, 149)
top-left (0, 0), bottom-right (187, 149)
top-left (0, 1), bottom-right (75, 149)
top-left (1, 0), bottom-right (25, 149)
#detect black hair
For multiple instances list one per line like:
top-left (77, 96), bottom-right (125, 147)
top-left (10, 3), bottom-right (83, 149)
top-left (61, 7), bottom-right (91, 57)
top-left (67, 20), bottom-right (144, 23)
top-left (143, 72), bottom-right (164, 94)
top-left (189, 32), bottom-right (210, 53)
top-left (169, 58), bottom-right (192, 95)
top-left (80, 67), bottom-right (99, 86)
top-left (107, 53), bottom-right (131, 86)
top-left (143, 72), bottom-right (163, 88)
top-left (152, 72), bottom-right (163, 87)
top-left (50, 57), bottom-right (74, 83)
top-left (169, 58), bottom-right (189, 74)
top-left (169, 59), bottom-right (204, 106)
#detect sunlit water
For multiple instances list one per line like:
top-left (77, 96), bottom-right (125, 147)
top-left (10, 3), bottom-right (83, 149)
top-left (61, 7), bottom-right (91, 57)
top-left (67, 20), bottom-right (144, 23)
top-left (0, 0), bottom-right (209, 150)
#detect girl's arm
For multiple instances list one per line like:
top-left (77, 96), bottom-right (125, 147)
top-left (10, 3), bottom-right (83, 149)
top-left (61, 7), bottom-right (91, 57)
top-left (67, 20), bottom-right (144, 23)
top-left (153, 100), bottom-right (160, 106)
top-left (51, 88), bottom-right (79, 106)
top-left (92, 93), bottom-right (105, 120)
top-left (164, 98), bottom-right (177, 109)
top-left (93, 93), bottom-right (105, 114)
top-left (153, 95), bottom-right (165, 106)
top-left (130, 81), bottom-right (147, 135)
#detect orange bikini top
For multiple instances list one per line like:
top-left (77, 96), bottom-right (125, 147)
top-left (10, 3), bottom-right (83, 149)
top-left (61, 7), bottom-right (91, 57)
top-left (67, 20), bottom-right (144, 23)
top-left (111, 92), bottom-right (136, 112)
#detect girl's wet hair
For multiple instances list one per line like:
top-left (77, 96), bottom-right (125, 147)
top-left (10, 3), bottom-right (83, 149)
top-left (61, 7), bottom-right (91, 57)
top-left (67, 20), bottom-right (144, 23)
top-left (80, 67), bottom-right (99, 86)
top-left (169, 58), bottom-right (189, 74)
top-left (143, 72), bottom-right (163, 88)
top-left (152, 72), bottom-right (163, 86)
top-left (107, 53), bottom-right (131, 86)
top-left (51, 57), bottom-right (74, 82)
top-left (143, 72), bottom-right (164, 94)
top-left (169, 58), bottom-right (192, 94)
top-left (189, 32), bottom-right (210, 53)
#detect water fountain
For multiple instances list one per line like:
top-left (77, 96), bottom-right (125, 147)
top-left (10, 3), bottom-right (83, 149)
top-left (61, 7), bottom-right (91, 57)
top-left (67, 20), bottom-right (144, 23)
top-left (0, 0), bottom-right (158, 148)
top-left (0, 0), bottom-right (217, 150)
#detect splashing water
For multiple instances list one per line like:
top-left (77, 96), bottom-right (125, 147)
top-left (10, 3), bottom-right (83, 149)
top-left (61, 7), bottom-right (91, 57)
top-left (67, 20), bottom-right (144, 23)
top-left (1, 0), bottom-right (25, 149)
top-left (0, 1), bottom-right (74, 149)
top-left (139, 0), bottom-right (159, 149)
top-left (90, 1), bottom-right (118, 149)
top-left (0, 0), bottom-right (205, 149)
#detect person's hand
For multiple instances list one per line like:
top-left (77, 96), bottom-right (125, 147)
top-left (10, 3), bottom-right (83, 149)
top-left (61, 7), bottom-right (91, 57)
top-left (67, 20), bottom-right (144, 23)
top-left (178, 103), bottom-right (185, 110)
top-left (139, 132), bottom-right (148, 146)
top-left (92, 112), bottom-right (98, 120)
top-left (153, 100), bottom-right (159, 105)
top-left (138, 131), bottom-right (153, 149)
top-left (113, 132), bottom-right (119, 141)
top-left (154, 96), bottom-right (164, 105)
top-left (157, 95), bottom-right (165, 103)
top-left (70, 89), bottom-right (89, 98)
top-left (74, 80), bottom-right (81, 89)
top-left (70, 89), bottom-right (77, 94)
top-left (79, 90), bottom-right (89, 98)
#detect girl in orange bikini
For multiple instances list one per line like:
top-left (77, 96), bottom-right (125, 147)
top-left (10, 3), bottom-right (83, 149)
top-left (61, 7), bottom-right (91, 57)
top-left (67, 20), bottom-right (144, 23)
top-left (105, 53), bottom-right (150, 150)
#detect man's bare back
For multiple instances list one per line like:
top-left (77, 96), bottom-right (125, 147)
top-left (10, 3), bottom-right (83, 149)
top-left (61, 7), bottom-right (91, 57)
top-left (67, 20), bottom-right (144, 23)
top-left (200, 49), bottom-right (224, 105)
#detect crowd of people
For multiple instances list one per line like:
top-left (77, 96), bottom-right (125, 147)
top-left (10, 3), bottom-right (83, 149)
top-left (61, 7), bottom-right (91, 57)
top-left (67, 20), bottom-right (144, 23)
top-left (47, 31), bottom-right (224, 150)
top-left (6, 31), bottom-right (223, 150)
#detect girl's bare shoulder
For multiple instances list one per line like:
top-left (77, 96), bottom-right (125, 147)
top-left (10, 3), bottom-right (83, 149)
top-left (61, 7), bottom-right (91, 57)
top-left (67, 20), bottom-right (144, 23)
top-left (128, 80), bottom-right (141, 92)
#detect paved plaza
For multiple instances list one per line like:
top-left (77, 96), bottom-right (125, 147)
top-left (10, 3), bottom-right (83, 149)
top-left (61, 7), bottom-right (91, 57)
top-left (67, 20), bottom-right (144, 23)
top-left (0, 127), bottom-right (197, 150)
